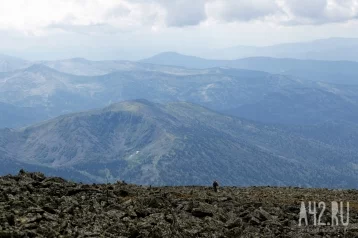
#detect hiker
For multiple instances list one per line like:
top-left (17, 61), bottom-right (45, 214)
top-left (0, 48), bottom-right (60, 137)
top-left (213, 180), bottom-right (219, 192)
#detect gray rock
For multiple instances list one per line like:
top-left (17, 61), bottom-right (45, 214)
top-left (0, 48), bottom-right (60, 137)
top-left (0, 171), bottom-right (357, 237)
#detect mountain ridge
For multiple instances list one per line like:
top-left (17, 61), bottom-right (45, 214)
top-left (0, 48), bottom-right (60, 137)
top-left (201, 37), bottom-right (358, 61)
top-left (141, 52), bottom-right (358, 85)
top-left (1, 62), bottom-right (358, 128)
top-left (1, 100), bottom-right (357, 188)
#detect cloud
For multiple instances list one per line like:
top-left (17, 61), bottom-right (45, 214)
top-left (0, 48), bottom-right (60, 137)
top-left (206, 0), bottom-right (358, 25)
top-left (159, 0), bottom-right (207, 27)
top-left (278, 0), bottom-right (358, 25)
top-left (281, 0), bottom-right (327, 19)
top-left (0, 0), bottom-right (164, 35)
top-left (0, 0), bottom-right (358, 36)
top-left (105, 4), bottom-right (132, 19)
top-left (47, 23), bottom-right (123, 35)
top-left (206, 0), bottom-right (281, 22)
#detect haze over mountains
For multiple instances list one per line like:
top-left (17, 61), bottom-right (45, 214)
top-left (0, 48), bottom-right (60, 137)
top-left (142, 52), bottom-right (358, 85)
top-left (0, 54), bottom-right (32, 72)
top-left (200, 38), bottom-right (358, 61)
top-left (1, 37), bottom-right (358, 187)
top-left (0, 102), bottom-right (47, 128)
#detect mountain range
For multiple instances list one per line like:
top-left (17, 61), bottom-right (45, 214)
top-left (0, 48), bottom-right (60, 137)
top-left (1, 64), bottom-right (358, 128)
top-left (1, 99), bottom-right (357, 187)
top-left (200, 37), bottom-right (358, 61)
top-left (1, 44), bottom-right (358, 188)
top-left (0, 54), bottom-right (32, 72)
top-left (142, 52), bottom-right (358, 85)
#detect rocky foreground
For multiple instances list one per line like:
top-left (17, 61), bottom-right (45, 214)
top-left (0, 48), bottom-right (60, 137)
top-left (1, 171), bottom-right (358, 237)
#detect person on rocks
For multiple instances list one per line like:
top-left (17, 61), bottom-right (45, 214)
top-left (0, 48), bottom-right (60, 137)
top-left (213, 180), bottom-right (219, 192)
top-left (19, 169), bottom-right (25, 175)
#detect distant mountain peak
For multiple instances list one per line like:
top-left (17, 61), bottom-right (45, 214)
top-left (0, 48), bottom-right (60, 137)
top-left (108, 99), bottom-right (155, 108)
top-left (66, 57), bottom-right (91, 63)
top-left (0, 54), bottom-right (31, 73)
top-left (140, 52), bottom-right (213, 68)
top-left (25, 63), bottom-right (50, 70)
top-left (157, 51), bottom-right (182, 56)
top-left (141, 52), bottom-right (204, 61)
top-left (104, 99), bottom-right (162, 117)
top-left (23, 64), bottom-right (62, 74)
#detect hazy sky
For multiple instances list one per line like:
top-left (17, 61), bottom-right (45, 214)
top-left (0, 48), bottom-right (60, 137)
top-left (1, 0), bottom-right (358, 60)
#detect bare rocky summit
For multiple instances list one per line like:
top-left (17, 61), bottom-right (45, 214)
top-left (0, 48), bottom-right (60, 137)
top-left (1, 171), bottom-right (358, 237)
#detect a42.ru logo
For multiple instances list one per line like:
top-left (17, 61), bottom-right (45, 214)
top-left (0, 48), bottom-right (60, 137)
top-left (298, 201), bottom-right (349, 226)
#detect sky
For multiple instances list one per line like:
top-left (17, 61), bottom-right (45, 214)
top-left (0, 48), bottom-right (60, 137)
top-left (1, 0), bottom-right (358, 60)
